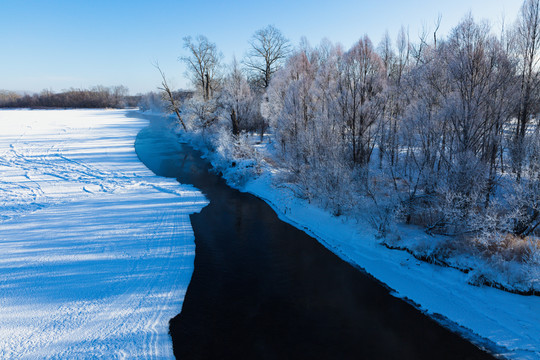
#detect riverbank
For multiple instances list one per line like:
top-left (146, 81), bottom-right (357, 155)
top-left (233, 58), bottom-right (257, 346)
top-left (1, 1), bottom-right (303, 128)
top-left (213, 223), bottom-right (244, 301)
top-left (169, 116), bottom-right (540, 360)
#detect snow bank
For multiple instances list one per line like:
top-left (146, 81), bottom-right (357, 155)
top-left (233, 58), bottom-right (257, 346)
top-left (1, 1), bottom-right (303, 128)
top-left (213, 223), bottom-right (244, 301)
top-left (0, 109), bottom-right (207, 359)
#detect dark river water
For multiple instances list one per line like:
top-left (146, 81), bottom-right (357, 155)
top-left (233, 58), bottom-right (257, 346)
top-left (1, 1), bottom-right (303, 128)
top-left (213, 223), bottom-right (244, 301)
top-left (133, 114), bottom-right (496, 360)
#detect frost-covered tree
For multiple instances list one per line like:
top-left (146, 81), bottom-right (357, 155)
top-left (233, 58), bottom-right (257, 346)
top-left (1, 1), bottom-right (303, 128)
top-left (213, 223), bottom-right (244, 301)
top-left (337, 36), bottom-right (385, 168)
top-left (442, 16), bottom-right (515, 197)
top-left (378, 31), bottom-right (396, 79)
top-left (267, 41), bottom-right (362, 213)
top-left (376, 27), bottom-right (412, 169)
top-left (138, 91), bottom-right (165, 113)
top-left (274, 50), bottom-right (317, 163)
top-left (180, 35), bottom-right (223, 100)
top-left (244, 25), bottom-right (291, 89)
top-left (154, 63), bottom-right (188, 130)
top-left (512, 128), bottom-right (540, 237)
top-left (395, 26), bottom-right (410, 85)
top-left (385, 15), bottom-right (516, 235)
top-left (512, 0), bottom-right (540, 180)
top-left (219, 58), bottom-right (255, 135)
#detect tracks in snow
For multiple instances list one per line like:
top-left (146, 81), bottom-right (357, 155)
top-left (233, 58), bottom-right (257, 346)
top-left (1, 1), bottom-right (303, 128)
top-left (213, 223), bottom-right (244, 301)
top-left (0, 110), bottom-right (206, 359)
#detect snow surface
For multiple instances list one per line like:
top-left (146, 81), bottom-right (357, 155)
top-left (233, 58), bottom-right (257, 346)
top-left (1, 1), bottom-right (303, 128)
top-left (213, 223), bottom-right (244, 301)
top-left (236, 169), bottom-right (540, 359)
top-left (0, 109), bottom-right (207, 359)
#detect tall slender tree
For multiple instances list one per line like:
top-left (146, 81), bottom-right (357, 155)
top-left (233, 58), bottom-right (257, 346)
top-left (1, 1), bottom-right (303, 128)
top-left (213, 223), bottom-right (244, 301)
top-left (514, 0), bottom-right (540, 180)
top-left (337, 36), bottom-right (385, 167)
top-left (219, 58), bottom-right (254, 135)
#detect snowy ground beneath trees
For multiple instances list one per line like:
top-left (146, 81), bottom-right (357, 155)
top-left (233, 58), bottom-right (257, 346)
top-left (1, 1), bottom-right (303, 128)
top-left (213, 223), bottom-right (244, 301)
top-left (0, 109), bottom-right (206, 359)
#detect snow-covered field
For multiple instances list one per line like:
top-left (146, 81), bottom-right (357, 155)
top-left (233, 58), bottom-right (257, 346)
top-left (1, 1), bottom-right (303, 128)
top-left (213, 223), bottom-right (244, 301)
top-left (0, 109), bottom-right (206, 359)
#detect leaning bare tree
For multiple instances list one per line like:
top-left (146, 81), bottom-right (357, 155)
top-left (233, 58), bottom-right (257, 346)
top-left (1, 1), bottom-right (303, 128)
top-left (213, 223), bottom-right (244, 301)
top-left (180, 35), bottom-right (222, 100)
top-left (153, 62), bottom-right (187, 131)
top-left (244, 25), bottom-right (291, 89)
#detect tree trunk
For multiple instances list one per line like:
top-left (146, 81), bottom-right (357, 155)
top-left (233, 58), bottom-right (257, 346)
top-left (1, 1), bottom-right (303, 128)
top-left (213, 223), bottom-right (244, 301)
top-left (205, 72), bottom-right (210, 100)
top-left (230, 108), bottom-right (239, 135)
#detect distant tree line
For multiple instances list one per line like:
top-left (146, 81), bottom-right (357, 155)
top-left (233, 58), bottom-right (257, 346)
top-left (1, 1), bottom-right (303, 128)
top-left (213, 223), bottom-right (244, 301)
top-left (0, 85), bottom-right (139, 109)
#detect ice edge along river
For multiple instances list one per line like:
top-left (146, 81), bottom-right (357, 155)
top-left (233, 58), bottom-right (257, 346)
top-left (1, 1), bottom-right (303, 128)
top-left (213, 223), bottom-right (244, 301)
top-left (0, 109), bottom-right (207, 359)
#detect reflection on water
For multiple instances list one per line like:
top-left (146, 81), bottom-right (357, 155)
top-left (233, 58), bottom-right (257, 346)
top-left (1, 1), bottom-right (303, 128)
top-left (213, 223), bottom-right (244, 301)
top-left (134, 115), bottom-right (495, 360)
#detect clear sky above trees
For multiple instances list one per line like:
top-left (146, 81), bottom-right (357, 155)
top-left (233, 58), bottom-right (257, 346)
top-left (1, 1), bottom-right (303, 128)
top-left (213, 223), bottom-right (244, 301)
top-left (0, 0), bottom-right (520, 94)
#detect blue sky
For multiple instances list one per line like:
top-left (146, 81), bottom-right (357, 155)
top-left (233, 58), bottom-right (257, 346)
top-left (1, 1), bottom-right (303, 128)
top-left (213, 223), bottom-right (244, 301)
top-left (0, 0), bottom-right (522, 94)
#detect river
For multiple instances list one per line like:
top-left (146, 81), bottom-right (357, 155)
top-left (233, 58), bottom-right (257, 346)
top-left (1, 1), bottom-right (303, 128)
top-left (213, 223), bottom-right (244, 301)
top-left (134, 114), bottom-right (495, 360)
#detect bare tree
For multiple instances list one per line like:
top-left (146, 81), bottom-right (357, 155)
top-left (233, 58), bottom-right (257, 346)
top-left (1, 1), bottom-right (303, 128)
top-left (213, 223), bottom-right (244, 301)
top-left (154, 62), bottom-right (187, 131)
top-left (513, 0), bottom-right (540, 180)
top-left (395, 26), bottom-right (410, 85)
top-left (244, 25), bottom-right (291, 89)
top-left (337, 36), bottom-right (385, 168)
top-left (377, 31), bottom-right (395, 79)
top-left (410, 24), bottom-right (429, 66)
top-left (219, 58), bottom-right (254, 135)
top-left (180, 35), bottom-right (222, 100)
top-left (433, 14), bottom-right (442, 49)
top-left (410, 15), bottom-right (441, 66)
